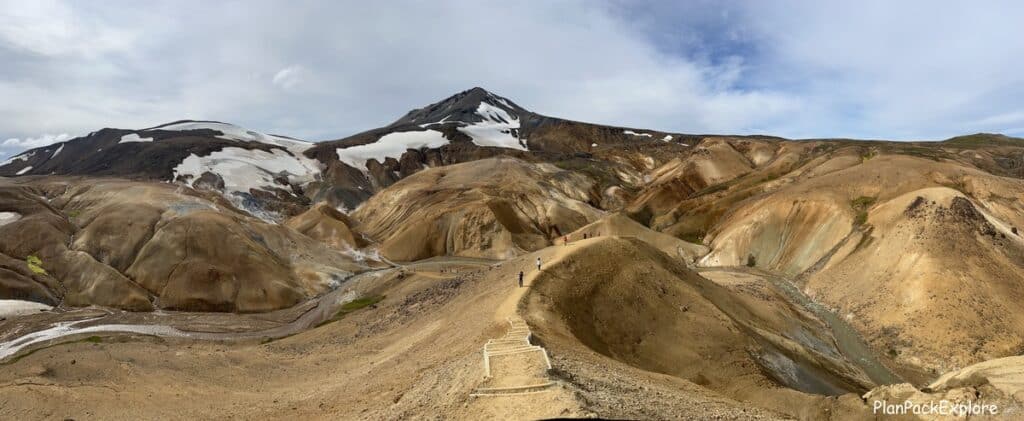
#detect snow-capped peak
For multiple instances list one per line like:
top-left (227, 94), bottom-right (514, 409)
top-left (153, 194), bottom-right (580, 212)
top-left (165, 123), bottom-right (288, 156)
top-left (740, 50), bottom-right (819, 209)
top-left (144, 120), bottom-right (313, 152)
top-left (390, 87), bottom-right (529, 129)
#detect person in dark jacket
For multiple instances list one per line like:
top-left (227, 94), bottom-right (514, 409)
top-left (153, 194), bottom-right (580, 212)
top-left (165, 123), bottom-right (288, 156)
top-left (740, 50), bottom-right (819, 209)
top-left (518, 271), bottom-right (524, 288)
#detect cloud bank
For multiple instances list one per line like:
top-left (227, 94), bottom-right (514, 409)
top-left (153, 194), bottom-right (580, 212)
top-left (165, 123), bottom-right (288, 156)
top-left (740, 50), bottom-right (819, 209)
top-left (1, 0), bottom-right (1022, 159)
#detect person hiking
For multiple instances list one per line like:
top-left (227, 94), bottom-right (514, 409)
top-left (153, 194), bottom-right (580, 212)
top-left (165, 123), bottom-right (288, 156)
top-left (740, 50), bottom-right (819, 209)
top-left (518, 271), bottom-right (524, 288)
top-left (536, 257), bottom-right (541, 271)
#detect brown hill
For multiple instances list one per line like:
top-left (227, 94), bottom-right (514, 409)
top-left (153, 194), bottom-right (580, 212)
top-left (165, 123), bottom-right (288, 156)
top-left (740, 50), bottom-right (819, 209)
top-left (352, 157), bottom-right (604, 261)
top-left (0, 177), bottom-right (373, 312)
top-left (523, 237), bottom-right (883, 417)
top-left (562, 212), bottom-right (709, 262)
top-left (284, 202), bottom-right (369, 251)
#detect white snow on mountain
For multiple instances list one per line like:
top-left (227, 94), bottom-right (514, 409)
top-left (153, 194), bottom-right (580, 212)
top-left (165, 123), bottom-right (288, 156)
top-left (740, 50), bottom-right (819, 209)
top-left (0, 299), bottom-right (51, 317)
top-left (16, 166), bottom-right (32, 175)
top-left (1, 151), bottom-right (32, 166)
top-left (418, 115), bottom-right (451, 128)
top-left (457, 102), bottom-right (526, 150)
top-left (148, 121), bottom-right (313, 154)
top-left (662, 135), bottom-right (673, 141)
top-left (119, 133), bottom-right (154, 143)
top-left (0, 211), bottom-right (21, 227)
top-left (336, 130), bottom-right (450, 172)
top-left (50, 144), bottom-right (64, 158)
top-left (493, 97), bottom-right (515, 110)
top-left (173, 147), bottom-right (321, 199)
top-left (624, 130), bottom-right (652, 138)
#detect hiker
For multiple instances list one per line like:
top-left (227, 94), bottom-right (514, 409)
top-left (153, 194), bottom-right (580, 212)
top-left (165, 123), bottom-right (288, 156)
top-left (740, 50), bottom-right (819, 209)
top-left (583, 233), bottom-right (588, 240)
top-left (564, 235), bottom-right (568, 244)
top-left (536, 257), bottom-right (541, 271)
top-left (518, 271), bottom-right (524, 288)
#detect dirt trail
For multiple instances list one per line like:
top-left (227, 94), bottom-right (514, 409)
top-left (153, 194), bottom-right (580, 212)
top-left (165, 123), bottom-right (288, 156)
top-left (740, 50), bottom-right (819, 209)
top-left (456, 249), bottom-right (591, 419)
top-left (472, 316), bottom-right (553, 396)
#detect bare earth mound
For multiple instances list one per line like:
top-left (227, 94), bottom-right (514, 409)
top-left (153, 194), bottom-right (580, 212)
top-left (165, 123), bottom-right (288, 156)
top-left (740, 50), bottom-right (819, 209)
top-left (353, 157), bottom-right (603, 261)
top-left (0, 178), bottom-right (373, 312)
top-left (564, 212), bottom-right (709, 262)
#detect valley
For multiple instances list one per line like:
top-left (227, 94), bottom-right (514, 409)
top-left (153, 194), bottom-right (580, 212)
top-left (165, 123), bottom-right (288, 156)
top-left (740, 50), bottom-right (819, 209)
top-left (3, 88), bottom-right (1024, 419)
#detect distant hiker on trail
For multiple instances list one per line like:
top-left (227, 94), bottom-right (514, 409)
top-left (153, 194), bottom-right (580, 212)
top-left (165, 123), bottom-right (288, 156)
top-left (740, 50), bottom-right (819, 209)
top-left (536, 257), bottom-right (542, 271)
top-left (518, 271), bottom-right (524, 288)
top-left (583, 233), bottom-right (588, 240)
top-left (564, 235), bottom-right (568, 244)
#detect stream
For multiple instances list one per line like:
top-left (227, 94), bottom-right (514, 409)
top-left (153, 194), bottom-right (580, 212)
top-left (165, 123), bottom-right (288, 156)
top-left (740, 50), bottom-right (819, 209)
top-left (0, 256), bottom-right (499, 363)
top-left (0, 268), bottom-right (387, 362)
top-left (701, 267), bottom-right (902, 387)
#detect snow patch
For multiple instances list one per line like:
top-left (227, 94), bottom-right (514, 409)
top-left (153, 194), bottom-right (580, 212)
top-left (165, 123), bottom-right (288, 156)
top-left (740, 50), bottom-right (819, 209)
top-left (624, 130), bottom-right (652, 138)
top-left (0, 300), bottom-right (51, 317)
top-left (494, 97), bottom-right (515, 109)
top-left (336, 130), bottom-right (450, 172)
top-left (419, 115), bottom-right (451, 128)
top-left (173, 147), bottom-right (321, 198)
top-left (662, 135), bottom-right (673, 141)
top-left (0, 211), bottom-right (21, 226)
top-left (16, 166), bottom-right (32, 175)
top-left (119, 133), bottom-right (154, 143)
top-left (456, 102), bottom-right (527, 150)
top-left (1, 151), bottom-right (33, 166)
top-left (149, 121), bottom-right (312, 153)
top-left (50, 144), bottom-right (64, 159)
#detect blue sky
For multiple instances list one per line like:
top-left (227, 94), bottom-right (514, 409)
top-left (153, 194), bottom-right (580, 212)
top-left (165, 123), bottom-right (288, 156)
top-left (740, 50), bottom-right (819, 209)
top-left (2, 0), bottom-right (1023, 160)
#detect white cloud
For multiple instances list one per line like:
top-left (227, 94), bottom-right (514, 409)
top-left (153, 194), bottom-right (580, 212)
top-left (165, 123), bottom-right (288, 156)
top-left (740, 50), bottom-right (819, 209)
top-left (0, 0), bottom-right (1022, 160)
top-left (972, 110), bottom-right (1024, 128)
top-left (0, 133), bottom-right (70, 161)
top-left (735, 0), bottom-right (1024, 139)
top-left (0, 0), bottom-right (137, 57)
top-left (272, 65), bottom-right (304, 90)
top-left (3, 133), bottom-right (70, 149)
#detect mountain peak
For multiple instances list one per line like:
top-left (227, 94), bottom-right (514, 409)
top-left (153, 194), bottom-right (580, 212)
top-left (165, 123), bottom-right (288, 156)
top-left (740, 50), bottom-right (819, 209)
top-left (389, 87), bottom-right (529, 128)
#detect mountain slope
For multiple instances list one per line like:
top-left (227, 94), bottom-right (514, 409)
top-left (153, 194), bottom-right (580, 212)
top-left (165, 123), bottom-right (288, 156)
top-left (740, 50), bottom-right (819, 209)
top-left (0, 177), bottom-right (374, 312)
top-left (352, 156), bottom-right (604, 260)
top-left (305, 87), bottom-right (693, 209)
top-left (0, 120), bottom-right (321, 220)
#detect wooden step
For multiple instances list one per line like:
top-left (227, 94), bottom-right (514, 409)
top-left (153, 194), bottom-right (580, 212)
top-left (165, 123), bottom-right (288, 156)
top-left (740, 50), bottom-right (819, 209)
top-left (486, 346), bottom-right (541, 356)
top-left (470, 381), bottom-right (555, 397)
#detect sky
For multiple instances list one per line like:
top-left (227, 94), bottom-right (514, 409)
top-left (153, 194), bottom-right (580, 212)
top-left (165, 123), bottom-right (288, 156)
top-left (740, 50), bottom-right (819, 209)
top-left (1, 0), bottom-right (1023, 160)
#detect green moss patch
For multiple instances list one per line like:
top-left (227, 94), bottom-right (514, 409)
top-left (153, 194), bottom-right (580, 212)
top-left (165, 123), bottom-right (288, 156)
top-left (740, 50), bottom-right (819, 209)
top-left (851, 196), bottom-right (877, 226)
top-left (317, 295), bottom-right (385, 328)
top-left (26, 255), bottom-right (47, 275)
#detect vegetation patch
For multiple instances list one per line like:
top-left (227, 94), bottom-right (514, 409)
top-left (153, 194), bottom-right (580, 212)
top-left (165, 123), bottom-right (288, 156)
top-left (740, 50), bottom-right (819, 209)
top-left (888, 144), bottom-right (950, 161)
top-left (679, 232), bottom-right (704, 245)
top-left (943, 133), bottom-right (1024, 148)
top-left (317, 295), bottom-right (385, 327)
top-left (850, 196), bottom-right (877, 226)
top-left (26, 255), bottom-right (47, 275)
top-left (553, 159), bottom-right (619, 186)
top-left (861, 149), bottom-right (878, 162)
